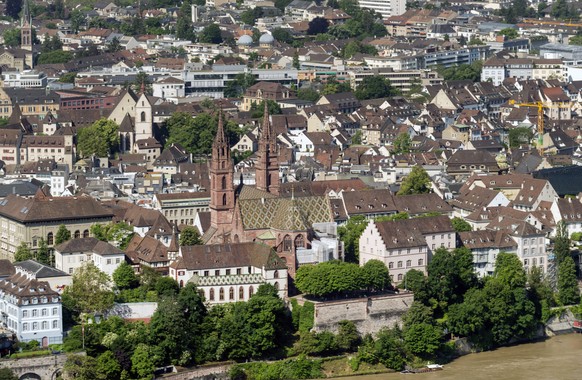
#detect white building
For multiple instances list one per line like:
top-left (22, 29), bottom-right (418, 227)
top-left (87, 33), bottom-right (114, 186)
top-left (54, 238), bottom-right (126, 276)
top-left (458, 230), bottom-right (518, 277)
top-left (169, 242), bottom-right (288, 304)
top-left (357, 0), bottom-right (406, 19)
top-left (0, 261), bottom-right (64, 345)
top-left (1, 70), bottom-right (48, 88)
top-left (359, 216), bottom-right (456, 283)
top-left (152, 76), bottom-right (185, 102)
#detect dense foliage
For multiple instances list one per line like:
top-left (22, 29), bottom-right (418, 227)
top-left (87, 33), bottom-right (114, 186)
top-left (437, 61), bottom-right (483, 82)
top-left (77, 118), bottom-right (120, 158)
top-left (295, 260), bottom-right (392, 297)
top-left (397, 165), bottom-right (432, 195)
top-left (354, 76), bottom-right (401, 100)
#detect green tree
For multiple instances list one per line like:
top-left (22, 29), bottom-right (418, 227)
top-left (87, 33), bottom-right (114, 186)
top-left (70, 9), bottom-right (85, 34)
top-left (293, 50), bottom-right (300, 69)
top-left (508, 127), bottom-right (534, 148)
top-left (451, 217), bottom-right (472, 232)
top-left (241, 7), bottom-right (263, 26)
top-left (307, 17), bottom-right (329, 35)
top-left (0, 368), bottom-right (18, 380)
top-left (403, 323), bottom-right (442, 357)
top-left (149, 296), bottom-right (190, 364)
top-left (62, 354), bottom-right (99, 380)
top-left (131, 343), bottom-right (156, 379)
top-left (361, 259), bottom-right (392, 292)
top-left (55, 224), bottom-right (71, 245)
top-left (468, 36), bottom-right (485, 45)
top-left (374, 327), bottom-right (406, 370)
top-left (402, 301), bottom-right (434, 328)
top-left (199, 24), bottom-right (223, 44)
top-left (554, 220), bottom-right (571, 264)
top-left (177, 283), bottom-right (207, 358)
top-left (250, 99), bottom-right (282, 118)
top-left (401, 269), bottom-right (425, 292)
top-left (77, 118), bottom-right (120, 158)
top-left (295, 261), bottom-right (364, 297)
top-left (62, 262), bottom-right (115, 315)
top-left (59, 72), bottom-right (77, 83)
top-left (498, 28), bottom-right (518, 40)
top-left (336, 320), bottom-right (361, 352)
top-left (113, 262), bottom-right (139, 290)
top-left (37, 50), bottom-right (74, 64)
top-left (355, 75), bottom-right (400, 100)
top-left (321, 76), bottom-right (351, 95)
top-left (155, 277), bottom-right (180, 298)
top-left (37, 238), bottom-right (50, 265)
top-left (392, 132), bottom-right (411, 154)
top-left (224, 73), bottom-right (256, 97)
top-left (297, 88), bottom-right (320, 102)
top-left (179, 226), bottom-right (203, 246)
top-left (176, 0), bottom-right (194, 41)
top-left (3, 28), bottom-right (20, 48)
top-left (494, 252), bottom-right (526, 288)
top-left (96, 351), bottom-right (121, 380)
top-left (337, 215), bottom-right (369, 262)
top-left (272, 27), bottom-right (293, 44)
top-left (14, 242), bottom-right (33, 262)
top-left (438, 61), bottom-right (483, 82)
top-left (397, 165), bottom-right (431, 195)
top-left (5, 0), bottom-right (21, 19)
top-left (133, 71), bottom-right (152, 95)
top-left (558, 256), bottom-right (580, 305)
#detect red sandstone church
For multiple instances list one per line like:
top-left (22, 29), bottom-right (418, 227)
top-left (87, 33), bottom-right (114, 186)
top-left (203, 104), bottom-right (334, 276)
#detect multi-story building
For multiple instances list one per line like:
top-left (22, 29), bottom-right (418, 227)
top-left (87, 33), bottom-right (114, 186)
top-left (1, 70), bottom-right (47, 88)
top-left (0, 193), bottom-right (113, 260)
top-left (0, 261), bottom-right (64, 345)
top-left (458, 230), bottom-right (518, 277)
top-left (357, 0), bottom-right (406, 19)
top-left (359, 215), bottom-right (456, 283)
top-left (0, 88), bottom-right (60, 119)
top-left (54, 238), bottom-right (126, 276)
top-left (152, 192), bottom-right (211, 226)
top-left (170, 242), bottom-right (288, 303)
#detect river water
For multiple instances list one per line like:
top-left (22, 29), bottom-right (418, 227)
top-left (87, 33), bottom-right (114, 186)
top-left (333, 334), bottom-right (582, 380)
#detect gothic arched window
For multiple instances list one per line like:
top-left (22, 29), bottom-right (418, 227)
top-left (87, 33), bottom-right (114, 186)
top-left (221, 176), bottom-right (226, 190)
top-left (283, 235), bottom-right (292, 251)
top-left (140, 111), bottom-right (146, 122)
top-left (294, 235), bottom-right (304, 248)
top-left (222, 194), bottom-right (227, 206)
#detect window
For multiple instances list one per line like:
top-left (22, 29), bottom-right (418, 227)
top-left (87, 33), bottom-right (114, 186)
top-left (418, 259), bottom-right (423, 266)
top-left (23, 310), bottom-right (28, 318)
top-left (274, 270), bottom-right (279, 279)
top-left (32, 309), bottom-right (38, 317)
top-left (32, 322), bottom-right (38, 331)
top-left (215, 270), bottom-right (220, 276)
top-left (219, 288), bottom-right (224, 301)
top-left (42, 309), bottom-right (47, 316)
top-left (222, 194), bottom-right (227, 206)
top-left (47, 232), bottom-right (53, 245)
top-left (294, 235), bottom-right (305, 248)
top-left (236, 268), bottom-right (241, 275)
top-left (107, 259), bottom-right (112, 265)
top-left (249, 286), bottom-right (254, 298)
top-left (23, 323), bottom-right (28, 331)
top-left (42, 321), bottom-right (48, 329)
top-left (221, 176), bottom-right (226, 190)
top-left (74, 230), bottom-right (80, 239)
top-left (283, 235), bottom-right (292, 251)
top-left (397, 261), bottom-right (403, 268)
top-left (140, 111), bottom-right (146, 122)
top-left (226, 269), bottom-right (231, 275)
top-left (239, 286), bottom-right (244, 300)
top-left (83, 230), bottom-right (89, 238)
top-left (388, 262), bottom-right (394, 269)
top-left (209, 288), bottom-right (215, 301)
top-left (229, 287), bottom-right (234, 300)
top-left (397, 274), bottom-right (403, 281)
top-left (52, 307), bottom-right (57, 315)
top-left (52, 320), bottom-right (58, 329)
top-left (406, 260), bottom-right (411, 267)
top-left (204, 271), bottom-right (209, 276)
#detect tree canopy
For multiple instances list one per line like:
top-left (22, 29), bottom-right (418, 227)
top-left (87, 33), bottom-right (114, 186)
top-left (451, 217), bottom-right (472, 232)
top-left (62, 262), bottom-right (115, 315)
top-left (77, 118), bottom-right (120, 158)
top-left (397, 165), bottom-right (432, 195)
top-left (199, 24), bottom-right (223, 44)
top-left (55, 224), bottom-right (71, 245)
top-left (179, 226), bottom-right (203, 246)
top-left (354, 76), bottom-right (400, 100)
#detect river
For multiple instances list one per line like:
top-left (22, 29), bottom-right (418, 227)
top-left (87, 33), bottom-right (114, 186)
top-left (333, 334), bottom-right (582, 380)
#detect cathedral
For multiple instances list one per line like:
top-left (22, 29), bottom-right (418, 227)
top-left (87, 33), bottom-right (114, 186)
top-left (204, 104), bottom-right (334, 276)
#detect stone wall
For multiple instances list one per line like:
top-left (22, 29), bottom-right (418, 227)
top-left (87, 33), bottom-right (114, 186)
top-left (0, 353), bottom-right (68, 380)
top-left (155, 364), bottom-right (230, 380)
top-left (308, 292), bottom-right (414, 335)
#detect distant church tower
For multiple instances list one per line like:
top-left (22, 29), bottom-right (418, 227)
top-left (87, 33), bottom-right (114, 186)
top-left (21, 0), bottom-right (33, 52)
top-left (209, 111), bottom-right (235, 240)
top-left (255, 102), bottom-right (280, 195)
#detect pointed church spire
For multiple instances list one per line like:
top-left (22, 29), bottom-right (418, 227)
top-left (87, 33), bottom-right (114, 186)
top-left (215, 108), bottom-right (226, 145)
top-left (21, 0), bottom-right (31, 27)
top-left (262, 101), bottom-right (272, 141)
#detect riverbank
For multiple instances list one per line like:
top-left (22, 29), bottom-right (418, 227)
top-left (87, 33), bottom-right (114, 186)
top-left (158, 331), bottom-right (580, 380)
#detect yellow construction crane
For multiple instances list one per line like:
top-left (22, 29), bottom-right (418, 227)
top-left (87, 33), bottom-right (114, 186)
top-left (508, 100), bottom-right (569, 155)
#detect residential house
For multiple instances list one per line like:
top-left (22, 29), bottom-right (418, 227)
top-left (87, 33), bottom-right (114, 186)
top-left (54, 237), bottom-right (126, 276)
top-left (458, 230), bottom-right (517, 277)
top-left (359, 216), bottom-right (455, 283)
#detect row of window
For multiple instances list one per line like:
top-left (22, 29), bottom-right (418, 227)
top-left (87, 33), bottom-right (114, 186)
top-left (22, 320), bottom-right (58, 331)
top-left (44, 230), bottom-right (89, 246)
top-left (207, 283), bottom-right (280, 301)
top-left (388, 259), bottom-right (423, 269)
top-left (22, 307), bottom-right (58, 318)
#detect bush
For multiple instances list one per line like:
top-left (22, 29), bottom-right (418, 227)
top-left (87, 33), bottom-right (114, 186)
top-left (299, 301), bottom-right (314, 333)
